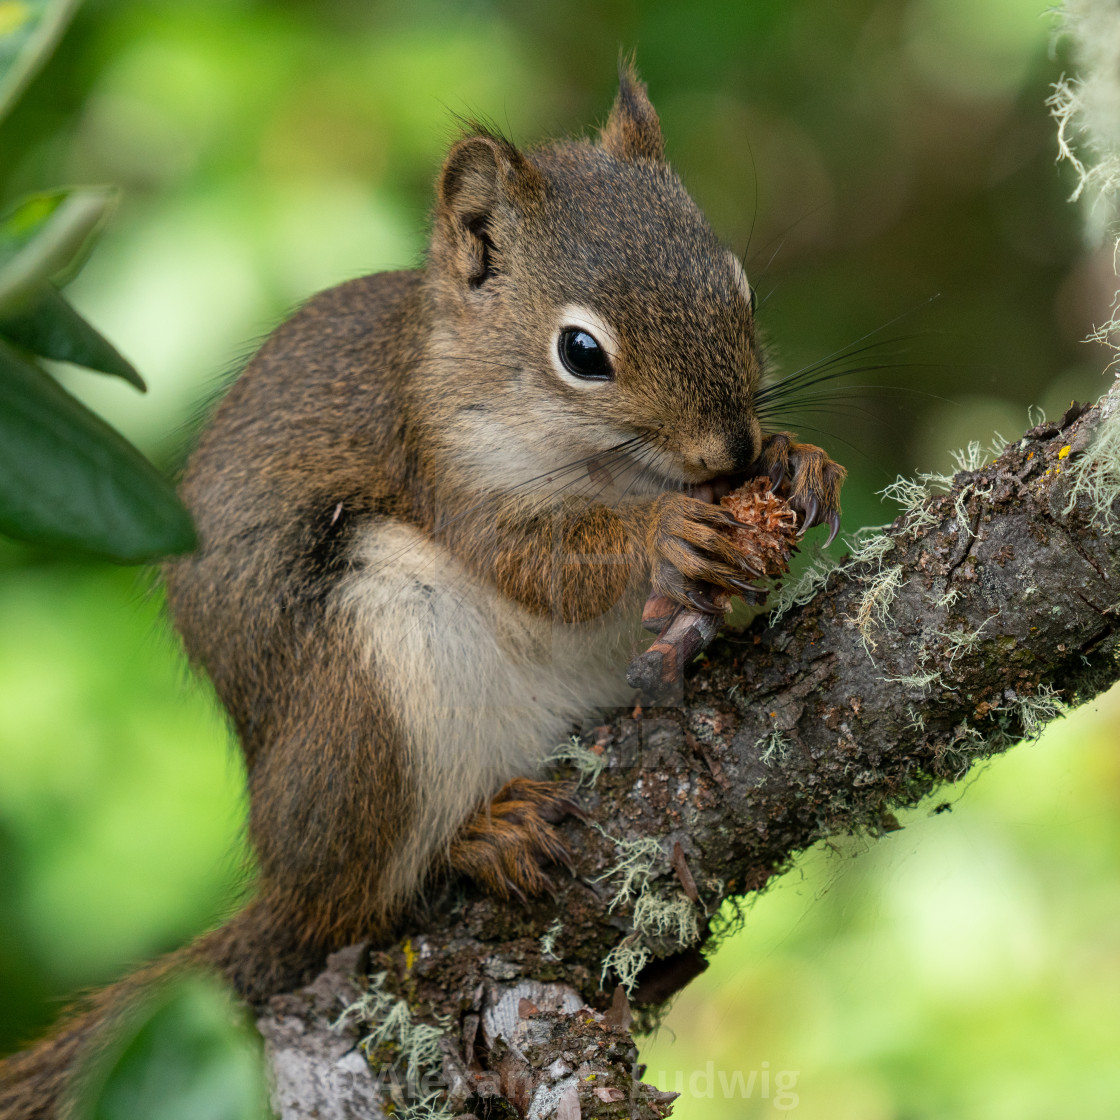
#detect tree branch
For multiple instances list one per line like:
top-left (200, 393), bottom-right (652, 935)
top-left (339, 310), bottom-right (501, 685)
top-left (257, 387), bottom-right (1120, 1119)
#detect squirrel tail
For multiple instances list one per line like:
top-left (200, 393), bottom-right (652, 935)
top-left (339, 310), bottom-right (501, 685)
top-left (0, 897), bottom-right (327, 1120)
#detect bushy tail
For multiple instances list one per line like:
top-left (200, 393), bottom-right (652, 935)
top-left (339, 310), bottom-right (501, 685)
top-left (0, 898), bottom-right (327, 1120)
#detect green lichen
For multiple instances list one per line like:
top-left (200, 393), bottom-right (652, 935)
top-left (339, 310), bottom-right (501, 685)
top-left (593, 829), bottom-right (706, 995)
top-left (335, 972), bottom-right (450, 1111)
top-left (851, 563), bottom-right (904, 654)
top-left (935, 588), bottom-right (961, 610)
top-left (600, 939), bottom-right (652, 994)
top-left (592, 831), bottom-right (664, 913)
top-left (767, 540), bottom-right (841, 624)
top-left (539, 917), bottom-right (564, 959)
top-left (757, 727), bottom-right (790, 767)
top-left (552, 735), bottom-right (607, 787)
top-left (881, 668), bottom-right (943, 691)
top-left (1014, 683), bottom-right (1068, 738)
top-left (1065, 403), bottom-right (1120, 528)
top-left (632, 891), bottom-right (702, 948)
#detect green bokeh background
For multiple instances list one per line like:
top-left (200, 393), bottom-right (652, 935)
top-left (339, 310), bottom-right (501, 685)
top-left (1, 1), bottom-right (1118, 1117)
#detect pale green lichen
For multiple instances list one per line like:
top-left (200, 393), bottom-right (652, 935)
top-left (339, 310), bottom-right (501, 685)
top-left (552, 736), bottom-right (607, 787)
top-left (905, 705), bottom-right (926, 733)
top-left (846, 530), bottom-right (896, 569)
top-left (851, 563), bottom-right (904, 653)
top-left (593, 829), bottom-right (706, 994)
top-left (937, 616), bottom-right (995, 664)
top-left (1015, 683), bottom-right (1068, 738)
top-left (878, 435), bottom-right (1004, 544)
top-left (1065, 404), bottom-right (1120, 527)
top-left (539, 917), bottom-right (563, 959)
top-left (632, 891), bottom-right (702, 948)
top-left (935, 587), bottom-right (961, 610)
top-left (767, 540), bottom-right (842, 624)
top-left (881, 668), bottom-right (943, 691)
top-left (592, 830), bottom-right (664, 913)
top-left (880, 474), bottom-right (941, 534)
top-left (757, 727), bottom-right (790, 767)
top-left (335, 973), bottom-right (447, 1086)
top-left (600, 939), bottom-right (652, 994)
top-left (1049, 0), bottom-right (1120, 242)
top-left (601, 888), bottom-right (704, 995)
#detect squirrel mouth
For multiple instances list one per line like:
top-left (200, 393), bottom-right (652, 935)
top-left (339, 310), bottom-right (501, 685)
top-left (686, 472), bottom-right (749, 504)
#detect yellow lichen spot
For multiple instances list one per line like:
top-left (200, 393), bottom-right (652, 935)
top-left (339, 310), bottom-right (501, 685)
top-left (402, 938), bottom-right (416, 972)
top-left (1059, 444), bottom-right (1071, 459)
top-left (0, 2), bottom-right (30, 36)
top-left (1027, 451), bottom-right (1034, 460)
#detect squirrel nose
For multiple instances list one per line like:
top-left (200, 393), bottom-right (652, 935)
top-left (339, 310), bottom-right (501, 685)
top-left (681, 437), bottom-right (736, 478)
top-left (729, 428), bottom-right (759, 471)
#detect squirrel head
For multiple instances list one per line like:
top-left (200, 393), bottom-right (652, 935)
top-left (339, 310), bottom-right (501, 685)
top-left (422, 61), bottom-right (763, 498)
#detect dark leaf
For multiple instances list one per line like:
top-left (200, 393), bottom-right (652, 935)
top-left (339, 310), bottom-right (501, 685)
top-left (0, 340), bottom-right (195, 562)
top-left (0, 0), bottom-right (81, 121)
top-left (0, 188), bottom-right (114, 312)
top-left (0, 284), bottom-right (144, 388)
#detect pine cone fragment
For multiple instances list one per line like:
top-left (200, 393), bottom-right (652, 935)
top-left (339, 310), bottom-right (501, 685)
top-left (627, 479), bottom-right (799, 693)
top-left (719, 476), bottom-right (800, 584)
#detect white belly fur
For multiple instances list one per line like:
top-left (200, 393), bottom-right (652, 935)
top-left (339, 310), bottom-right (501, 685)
top-left (338, 519), bottom-right (641, 896)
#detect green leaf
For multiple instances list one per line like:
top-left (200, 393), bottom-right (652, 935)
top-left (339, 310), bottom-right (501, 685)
top-left (0, 284), bottom-right (145, 388)
top-left (75, 975), bottom-right (270, 1120)
top-left (0, 0), bottom-right (81, 121)
top-left (0, 340), bottom-right (195, 562)
top-left (0, 188), bottom-right (114, 313)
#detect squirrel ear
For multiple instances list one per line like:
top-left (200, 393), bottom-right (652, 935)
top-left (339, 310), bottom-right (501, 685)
top-left (599, 57), bottom-right (665, 163)
top-left (435, 132), bottom-right (540, 288)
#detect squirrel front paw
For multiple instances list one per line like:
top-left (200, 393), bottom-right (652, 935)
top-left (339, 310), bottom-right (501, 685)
top-left (753, 432), bottom-right (846, 541)
top-left (647, 491), bottom-right (767, 614)
top-left (449, 778), bottom-right (575, 902)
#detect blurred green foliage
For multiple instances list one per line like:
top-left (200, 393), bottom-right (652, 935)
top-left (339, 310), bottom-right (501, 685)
top-left (1, 0), bottom-right (1118, 1117)
top-left (75, 974), bottom-right (269, 1120)
top-left (0, 1), bottom-right (195, 562)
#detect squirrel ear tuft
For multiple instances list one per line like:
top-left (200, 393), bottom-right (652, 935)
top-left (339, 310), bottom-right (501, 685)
top-left (599, 56), bottom-right (665, 163)
top-left (435, 130), bottom-right (541, 287)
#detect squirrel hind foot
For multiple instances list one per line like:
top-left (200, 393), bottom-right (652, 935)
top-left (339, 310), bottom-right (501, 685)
top-left (448, 778), bottom-right (576, 902)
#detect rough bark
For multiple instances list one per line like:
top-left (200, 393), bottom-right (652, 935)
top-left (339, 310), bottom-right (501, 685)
top-left (257, 386), bottom-right (1120, 1119)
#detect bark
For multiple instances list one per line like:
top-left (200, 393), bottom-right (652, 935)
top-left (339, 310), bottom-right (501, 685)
top-left (257, 387), bottom-right (1120, 1119)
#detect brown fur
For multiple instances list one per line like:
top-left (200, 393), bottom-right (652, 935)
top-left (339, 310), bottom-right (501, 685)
top-left (0, 64), bottom-right (845, 1116)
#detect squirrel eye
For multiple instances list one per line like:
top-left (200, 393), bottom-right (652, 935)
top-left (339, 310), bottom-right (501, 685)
top-left (748, 286), bottom-right (758, 314)
top-left (558, 328), bottom-right (613, 381)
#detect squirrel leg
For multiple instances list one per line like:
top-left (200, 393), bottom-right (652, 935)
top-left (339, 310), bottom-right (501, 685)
top-left (646, 491), bottom-right (770, 612)
top-left (448, 778), bottom-right (575, 901)
top-left (753, 432), bottom-right (847, 540)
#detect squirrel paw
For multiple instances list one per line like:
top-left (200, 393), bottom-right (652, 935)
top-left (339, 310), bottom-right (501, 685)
top-left (647, 491), bottom-right (766, 614)
top-left (449, 778), bottom-right (575, 902)
top-left (753, 433), bottom-right (847, 542)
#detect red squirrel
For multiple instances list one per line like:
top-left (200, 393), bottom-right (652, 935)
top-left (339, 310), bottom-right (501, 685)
top-left (0, 62), bottom-right (844, 1118)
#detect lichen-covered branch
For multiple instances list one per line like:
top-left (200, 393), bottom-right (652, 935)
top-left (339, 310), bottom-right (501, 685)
top-left (258, 386), bottom-right (1120, 1120)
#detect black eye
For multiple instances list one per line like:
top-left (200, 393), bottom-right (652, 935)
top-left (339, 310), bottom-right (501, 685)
top-left (558, 328), bottom-right (613, 381)
top-left (748, 286), bottom-right (758, 314)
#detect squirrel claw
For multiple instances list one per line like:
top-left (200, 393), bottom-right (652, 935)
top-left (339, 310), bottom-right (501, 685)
top-left (797, 496), bottom-right (820, 535)
top-left (686, 588), bottom-right (722, 614)
top-left (726, 576), bottom-right (761, 596)
top-left (826, 510), bottom-right (841, 545)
